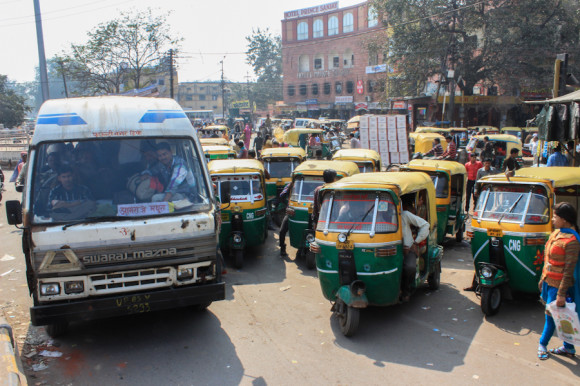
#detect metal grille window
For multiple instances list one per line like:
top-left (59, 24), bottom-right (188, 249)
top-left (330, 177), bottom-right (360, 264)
top-left (324, 82), bottom-right (331, 95)
top-left (346, 81), bottom-right (354, 94)
top-left (335, 82), bottom-right (343, 94)
top-left (312, 83), bottom-right (319, 95)
top-left (299, 84), bottom-right (307, 96)
top-left (288, 85), bottom-right (295, 96)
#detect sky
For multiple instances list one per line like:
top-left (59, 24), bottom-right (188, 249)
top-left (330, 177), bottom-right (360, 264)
top-left (0, 0), bottom-right (364, 85)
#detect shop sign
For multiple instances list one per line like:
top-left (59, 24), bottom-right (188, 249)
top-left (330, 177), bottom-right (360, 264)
top-left (335, 96), bottom-right (353, 104)
top-left (368, 102), bottom-right (385, 109)
top-left (284, 2), bottom-right (338, 19)
top-left (307, 104), bottom-right (320, 111)
top-left (296, 105), bottom-right (308, 112)
top-left (232, 100), bottom-right (250, 109)
top-left (355, 103), bottom-right (368, 110)
top-left (392, 101), bottom-right (406, 109)
top-left (365, 64), bottom-right (387, 74)
top-left (356, 80), bottom-right (364, 94)
top-left (305, 99), bottom-right (318, 105)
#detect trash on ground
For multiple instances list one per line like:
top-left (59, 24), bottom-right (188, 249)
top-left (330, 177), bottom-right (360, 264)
top-left (40, 350), bottom-right (63, 358)
top-left (1, 254), bottom-right (16, 261)
top-left (279, 285), bottom-right (291, 291)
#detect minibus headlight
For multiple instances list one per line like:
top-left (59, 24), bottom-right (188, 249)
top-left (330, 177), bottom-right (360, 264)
top-left (40, 283), bottom-right (60, 296)
top-left (64, 281), bottom-right (84, 294)
top-left (481, 266), bottom-right (494, 279)
top-left (177, 268), bottom-right (194, 281)
top-left (338, 233), bottom-right (347, 243)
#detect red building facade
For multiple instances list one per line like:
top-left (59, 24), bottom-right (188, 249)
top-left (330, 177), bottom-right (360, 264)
top-left (281, 1), bottom-right (388, 119)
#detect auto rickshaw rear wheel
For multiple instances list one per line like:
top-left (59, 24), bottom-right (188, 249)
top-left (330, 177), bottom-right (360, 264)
top-left (335, 299), bottom-right (359, 337)
top-left (305, 250), bottom-right (316, 270)
top-left (481, 287), bottom-right (501, 316)
top-left (428, 261), bottom-right (441, 290)
top-left (456, 222), bottom-right (465, 242)
top-left (234, 250), bottom-right (244, 269)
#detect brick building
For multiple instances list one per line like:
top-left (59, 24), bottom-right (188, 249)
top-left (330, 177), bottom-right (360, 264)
top-left (281, 1), bottom-right (389, 119)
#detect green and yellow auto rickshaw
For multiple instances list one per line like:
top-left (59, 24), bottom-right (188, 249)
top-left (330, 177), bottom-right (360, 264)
top-left (202, 145), bottom-right (237, 161)
top-left (208, 159), bottom-right (269, 268)
top-left (200, 137), bottom-right (230, 147)
top-left (467, 167), bottom-right (580, 316)
top-left (260, 147), bottom-right (307, 226)
top-left (287, 160), bottom-right (359, 269)
top-left (284, 128), bottom-right (332, 159)
top-left (466, 134), bottom-right (522, 169)
top-left (331, 149), bottom-right (382, 173)
top-left (409, 133), bottom-right (448, 156)
top-left (401, 159), bottom-right (467, 243)
top-left (204, 125), bottom-right (230, 139)
top-left (311, 172), bottom-right (443, 336)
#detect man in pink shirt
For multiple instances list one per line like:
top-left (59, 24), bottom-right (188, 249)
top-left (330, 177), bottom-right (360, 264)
top-left (464, 153), bottom-right (482, 213)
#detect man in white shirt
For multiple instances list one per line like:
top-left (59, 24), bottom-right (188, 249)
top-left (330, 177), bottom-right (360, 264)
top-left (401, 195), bottom-right (430, 301)
top-left (349, 133), bottom-right (361, 149)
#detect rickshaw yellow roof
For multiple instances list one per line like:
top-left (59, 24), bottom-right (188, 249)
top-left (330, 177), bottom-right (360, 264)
top-left (293, 160), bottom-right (359, 176)
top-left (500, 127), bottom-right (522, 131)
top-left (347, 116), bottom-right (361, 124)
top-left (200, 138), bottom-right (229, 146)
top-left (205, 125), bottom-right (228, 131)
top-left (332, 149), bottom-right (380, 161)
top-left (480, 167), bottom-right (580, 188)
top-left (472, 134), bottom-right (521, 143)
top-left (208, 159), bottom-right (265, 174)
top-left (468, 126), bottom-right (499, 130)
top-left (407, 159), bottom-right (467, 175)
top-left (284, 128), bottom-right (325, 145)
top-left (415, 127), bottom-right (445, 133)
top-left (325, 172), bottom-right (435, 196)
top-left (260, 147), bottom-right (306, 158)
top-left (202, 145), bottom-right (234, 152)
top-left (413, 133), bottom-right (445, 140)
top-left (448, 127), bottom-right (467, 132)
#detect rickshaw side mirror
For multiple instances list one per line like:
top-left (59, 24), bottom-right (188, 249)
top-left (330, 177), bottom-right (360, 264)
top-left (220, 180), bottom-right (231, 204)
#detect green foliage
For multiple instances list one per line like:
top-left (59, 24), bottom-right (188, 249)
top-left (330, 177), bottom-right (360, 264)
top-left (63, 8), bottom-right (181, 95)
top-left (245, 28), bottom-right (283, 108)
top-left (0, 75), bottom-right (31, 128)
top-left (371, 0), bottom-right (580, 97)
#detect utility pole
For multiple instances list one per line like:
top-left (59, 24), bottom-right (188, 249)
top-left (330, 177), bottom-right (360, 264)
top-left (33, 0), bottom-right (50, 103)
top-left (220, 57), bottom-right (225, 120)
top-left (57, 60), bottom-right (68, 98)
top-left (447, 0), bottom-right (458, 125)
top-left (245, 72), bottom-right (254, 124)
top-left (168, 49), bottom-right (174, 99)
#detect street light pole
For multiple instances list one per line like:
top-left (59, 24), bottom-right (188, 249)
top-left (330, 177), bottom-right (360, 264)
top-left (220, 57), bottom-right (225, 121)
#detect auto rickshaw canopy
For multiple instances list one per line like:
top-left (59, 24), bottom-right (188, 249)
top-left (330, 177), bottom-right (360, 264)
top-left (292, 160), bottom-right (359, 177)
top-left (321, 172), bottom-right (437, 223)
top-left (284, 128), bottom-right (325, 146)
top-left (347, 115), bottom-right (361, 129)
top-left (480, 166), bottom-right (580, 188)
top-left (208, 159), bottom-right (265, 174)
top-left (200, 138), bottom-right (230, 147)
top-left (467, 126), bottom-right (499, 133)
top-left (260, 147), bottom-right (306, 159)
top-left (410, 133), bottom-right (448, 153)
top-left (471, 134), bottom-right (522, 146)
top-left (500, 127), bottom-right (523, 133)
top-left (415, 126), bottom-right (444, 133)
top-left (406, 159), bottom-right (467, 177)
top-left (332, 149), bottom-right (381, 163)
top-left (202, 145), bottom-right (235, 154)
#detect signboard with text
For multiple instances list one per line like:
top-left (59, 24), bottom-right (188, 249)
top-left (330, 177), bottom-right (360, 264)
top-left (356, 80), bottom-right (364, 94)
top-left (232, 100), bottom-right (250, 109)
top-left (335, 96), bottom-right (353, 104)
top-left (284, 2), bottom-right (339, 19)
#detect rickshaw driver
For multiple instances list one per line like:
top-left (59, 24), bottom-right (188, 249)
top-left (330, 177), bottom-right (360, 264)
top-left (401, 195), bottom-right (430, 301)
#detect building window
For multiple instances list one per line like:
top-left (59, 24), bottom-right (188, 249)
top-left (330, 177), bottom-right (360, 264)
top-left (299, 55), bottom-right (310, 73)
top-left (346, 81), bottom-right (354, 94)
top-left (288, 85), bottom-right (295, 96)
top-left (368, 52), bottom-right (379, 66)
top-left (200, 87), bottom-right (205, 91)
top-left (213, 106), bottom-right (217, 109)
top-left (200, 106), bottom-right (205, 109)
top-left (314, 57), bottom-right (323, 70)
top-left (335, 82), bottom-right (342, 94)
top-left (343, 48), bottom-right (354, 68)
top-left (328, 16), bottom-right (339, 36)
top-left (324, 82), bottom-right (331, 95)
top-left (333, 56), bottom-right (340, 68)
top-left (368, 7), bottom-right (378, 27)
top-left (313, 19), bottom-right (323, 38)
top-left (312, 83), bottom-right (319, 95)
top-left (297, 21), bottom-right (308, 40)
top-left (368, 80), bottom-right (375, 92)
top-left (199, 95), bottom-right (206, 100)
top-left (212, 95), bottom-right (218, 101)
top-left (343, 13), bottom-right (354, 33)
top-left (158, 79), bottom-right (165, 86)
top-left (299, 84), bottom-right (307, 96)
top-left (186, 95), bottom-right (192, 101)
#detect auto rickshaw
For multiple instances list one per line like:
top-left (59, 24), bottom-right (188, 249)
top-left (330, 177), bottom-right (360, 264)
top-left (467, 167), bottom-right (580, 316)
top-left (202, 145), bottom-right (237, 161)
top-left (331, 149), bottom-right (381, 173)
top-left (500, 127), bottom-right (523, 139)
top-left (208, 159), bottom-right (269, 268)
top-left (311, 172), bottom-right (443, 336)
top-left (346, 116), bottom-right (361, 135)
top-left (200, 137), bottom-right (230, 147)
top-left (415, 126), bottom-right (445, 134)
top-left (287, 160), bottom-right (359, 269)
top-left (260, 147), bottom-right (307, 225)
top-left (204, 125), bottom-right (230, 139)
top-left (466, 134), bottom-right (522, 168)
top-left (284, 128), bottom-right (333, 159)
top-left (409, 133), bottom-right (447, 156)
top-left (467, 126), bottom-right (500, 135)
top-left (449, 127), bottom-right (468, 147)
top-left (401, 160), bottom-right (467, 243)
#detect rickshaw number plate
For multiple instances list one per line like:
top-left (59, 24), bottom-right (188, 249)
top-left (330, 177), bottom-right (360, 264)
top-left (336, 240), bottom-right (354, 250)
top-left (221, 213), bottom-right (230, 221)
top-left (487, 228), bottom-right (503, 237)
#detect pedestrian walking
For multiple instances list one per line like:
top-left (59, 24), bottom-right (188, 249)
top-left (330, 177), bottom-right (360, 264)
top-left (464, 153), bottom-right (482, 212)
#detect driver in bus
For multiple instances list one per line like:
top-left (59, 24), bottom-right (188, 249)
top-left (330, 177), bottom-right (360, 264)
top-left (48, 165), bottom-right (96, 220)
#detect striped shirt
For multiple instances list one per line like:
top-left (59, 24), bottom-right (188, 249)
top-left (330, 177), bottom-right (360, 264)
top-left (48, 184), bottom-right (93, 209)
top-left (441, 140), bottom-right (457, 160)
top-left (145, 156), bottom-right (195, 194)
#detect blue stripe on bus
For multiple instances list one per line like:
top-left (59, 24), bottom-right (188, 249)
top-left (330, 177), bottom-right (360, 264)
top-left (139, 110), bottom-right (187, 123)
top-left (37, 113), bottom-right (87, 126)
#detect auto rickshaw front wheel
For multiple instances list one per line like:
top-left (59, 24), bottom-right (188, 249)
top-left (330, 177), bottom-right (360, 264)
top-left (481, 287), bottom-right (501, 316)
top-left (428, 260), bottom-right (441, 290)
top-left (234, 250), bottom-right (244, 269)
top-left (335, 299), bottom-right (360, 337)
top-left (305, 250), bottom-right (316, 270)
top-left (456, 222), bottom-right (465, 243)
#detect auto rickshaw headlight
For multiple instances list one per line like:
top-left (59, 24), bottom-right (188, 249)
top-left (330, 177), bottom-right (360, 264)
top-left (338, 233), bottom-right (347, 243)
top-left (306, 233), bottom-right (315, 243)
top-left (481, 266), bottom-right (494, 279)
top-left (233, 234), bottom-right (243, 243)
top-left (233, 206), bottom-right (242, 213)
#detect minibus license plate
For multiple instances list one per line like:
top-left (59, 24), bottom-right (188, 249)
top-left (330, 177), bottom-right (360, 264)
top-left (487, 228), bottom-right (503, 237)
top-left (336, 240), bottom-right (354, 250)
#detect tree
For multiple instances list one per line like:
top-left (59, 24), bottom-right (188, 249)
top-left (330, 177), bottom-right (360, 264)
top-left (63, 9), bottom-right (181, 95)
top-left (0, 75), bottom-right (31, 128)
top-left (371, 0), bottom-right (580, 97)
top-left (245, 29), bottom-right (283, 108)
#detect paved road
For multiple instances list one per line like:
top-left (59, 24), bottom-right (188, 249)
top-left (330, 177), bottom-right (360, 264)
top-left (0, 183), bottom-right (578, 385)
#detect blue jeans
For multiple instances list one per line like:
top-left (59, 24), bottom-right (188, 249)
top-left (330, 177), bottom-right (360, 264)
top-left (539, 282), bottom-right (575, 350)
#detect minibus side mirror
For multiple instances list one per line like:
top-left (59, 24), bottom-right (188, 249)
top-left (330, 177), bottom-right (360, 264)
top-left (6, 200), bottom-right (23, 225)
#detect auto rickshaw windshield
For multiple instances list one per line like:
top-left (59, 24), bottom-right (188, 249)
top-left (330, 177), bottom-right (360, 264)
top-left (356, 162), bottom-right (375, 173)
top-left (474, 184), bottom-right (549, 224)
top-left (316, 191), bottom-right (398, 234)
top-left (264, 159), bottom-right (300, 178)
top-left (217, 175), bottom-right (262, 203)
top-left (290, 176), bottom-right (324, 202)
top-left (430, 173), bottom-right (449, 198)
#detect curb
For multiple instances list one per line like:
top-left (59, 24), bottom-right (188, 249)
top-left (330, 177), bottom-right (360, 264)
top-left (0, 316), bottom-right (26, 386)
